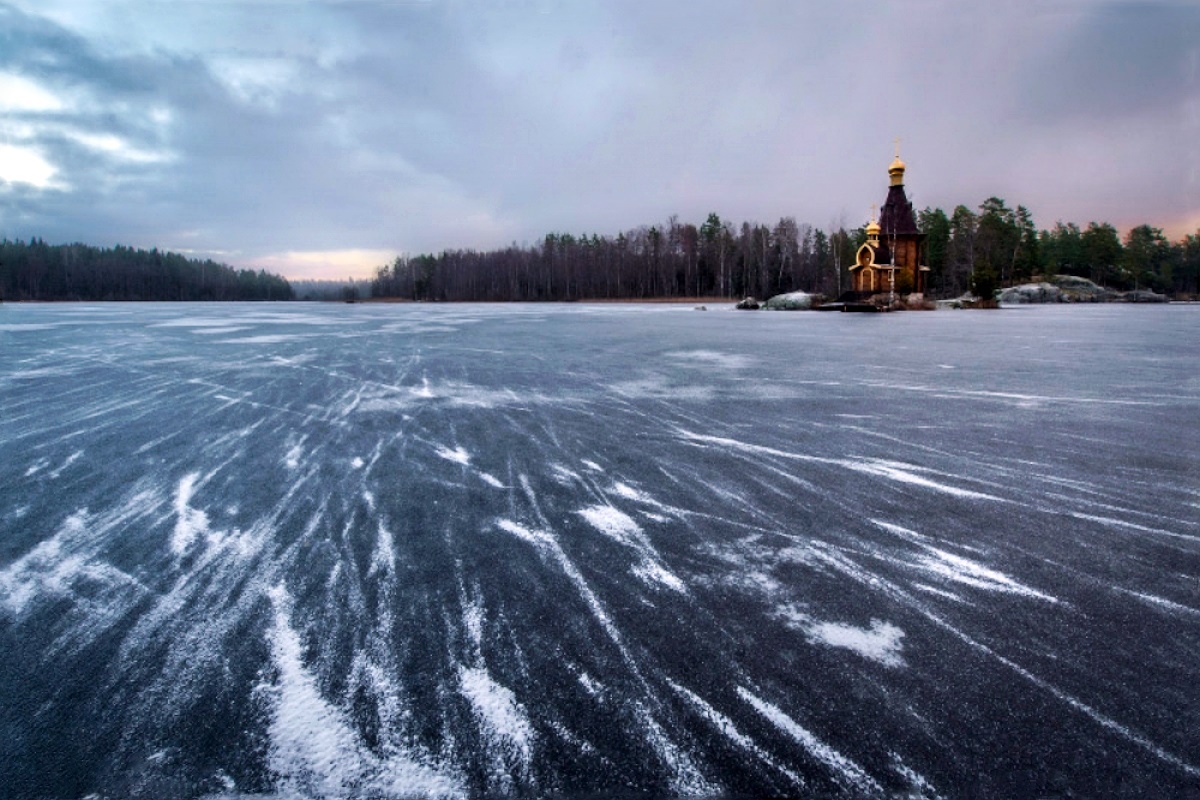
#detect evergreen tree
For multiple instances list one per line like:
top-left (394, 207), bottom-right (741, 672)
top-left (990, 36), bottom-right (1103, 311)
top-left (946, 205), bottom-right (978, 297)
top-left (1122, 225), bottom-right (1170, 292)
top-left (918, 207), bottom-right (950, 295)
top-left (1081, 222), bottom-right (1122, 287)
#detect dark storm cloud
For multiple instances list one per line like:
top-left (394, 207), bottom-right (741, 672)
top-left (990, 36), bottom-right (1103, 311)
top-left (0, 1), bottom-right (1195, 278)
top-left (0, 4), bottom-right (448, 245)
top-left (1015, 2), bottom-right (1198, 123)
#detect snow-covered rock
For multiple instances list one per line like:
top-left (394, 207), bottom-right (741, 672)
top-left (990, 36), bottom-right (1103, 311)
top-left (936, 294), bottom-right (976, 309)
top-left (1119, 290), bottom-right (1168, 303)
top-left (735, 297), bottom-right (761, 310)
top-left (764, 291), bottom-right (818, 310)
top-left (1051, 275), bottom-right (1115, 302)
top-left (998, 283), bottom-right (1063, 305)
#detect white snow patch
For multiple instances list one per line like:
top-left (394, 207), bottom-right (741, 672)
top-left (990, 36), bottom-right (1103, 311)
top-left (806, 619), bottom-right (906, 668)
top-left (358, 380), bottom-right (549, 413)
top-left (436, 445), bottom-right (471, 466)
top-left (350, 457), bottom-right (364, 469)
top-left (0, 323), bottom-right (61, 331)
top-left (667, 679), bottom-right (804, 788)
top-left (577, 505), bottom-right (686, 593)
top-left (263, 585), bottom-right (464, 798)
top-left (665, 349), bottom-right (752, 369)
top-left (871, 519), bottom-right (931, 544)
top-left (577, 671), bottom-right (602, 697)
top-left (611, 377), bottom-right (715, 402)
top-left (0, 493), bottom-right (158, 619)
top-left (1071, 512), bottom-right (1200, 544)
top-left (216, 334), bottom-right (314, 344)
top-left (477, 472), bottom-right (505, 488)
top-left (577, 505), bottom-right (642, 546)
top-left (918, 547), bottom-right (1057, 603)
top-left (1122, 589), bottom-right (1200, 617)
top-left (47, 449), bottom-right (84, 479)
top-left (152, 317), bottom-right (250, 328)
top-left (172, 473), bottom-right (213, 555)
top-left (911, 583), bottom-right (968, 602)
top-left (496, 518), bottom-right (553, 548)
top-left (548, 463), bottom-right (580, 485)
top-left (774, 605), bottom-right (906, 667)
top-left (633, 701), bottom-right (716, 796)
top-left (610, 481), bottom-right (667, 510)
top-left (191, 326), bottom-right (250, 335)
top-left (457, 665), bottom-right (535, 772)
top-left (368, 522), bottom-right (395, 578)
top-left (24, 458), bottom-right (50, 477)
top-left (631, 560), bottom-right (687, 593)
top-left (678, 430), bottom-right (1001, 501)
top-left (0, 517), bottom-right (84, 615)
top-left (737, 687), bottom-right (883, 796)
top-left (496, 517), bottom-right (626, 650)
top-left (845, 459), bottom-right (1001, 501)
top-left (890, 753), bottom-right (945, 799)
top-left (581, 459), bottom-right (604, 472)
top-left (283, 444), bottom-right (303, 470)
top-left (463, 601), bottom-right (484, 651)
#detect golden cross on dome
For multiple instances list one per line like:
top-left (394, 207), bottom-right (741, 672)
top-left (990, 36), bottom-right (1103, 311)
top-left (870, 204), bottom-right (877, 220)
top-left (893, 137), bottom-right (901, 158)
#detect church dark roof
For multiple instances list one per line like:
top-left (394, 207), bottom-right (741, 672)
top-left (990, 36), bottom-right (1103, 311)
top-left (878, 184), bottom-right (920, 236)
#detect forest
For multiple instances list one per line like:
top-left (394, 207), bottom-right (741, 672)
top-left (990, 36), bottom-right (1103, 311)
top-left (0, 239), bottom-right (293, 301)
top-left (4, 201), bottom-right (1196, 305)
top-left (370, 200), bottom-right (1200, 303)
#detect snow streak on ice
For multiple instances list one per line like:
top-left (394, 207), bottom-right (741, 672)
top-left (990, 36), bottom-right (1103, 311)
top-left (264, 585), bottom-right (464, 799)
top-left (3, 302), bottom-right (1198, 799)
top-left (737, 686), bottom-right (884, 796)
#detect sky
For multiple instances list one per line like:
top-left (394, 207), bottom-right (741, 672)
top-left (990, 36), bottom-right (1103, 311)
top-left (1, 1), bottom-right (1196, 280)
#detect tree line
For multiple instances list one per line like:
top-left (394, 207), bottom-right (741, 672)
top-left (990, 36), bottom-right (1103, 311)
top-left (918, 199), bottom-right (1198, 299)
top-left (0, 238), bottom-right (293, 301)
top-left (372, 203), bottom-right (1199, 302)
top-left (371, 213), bottom-right (856, 302)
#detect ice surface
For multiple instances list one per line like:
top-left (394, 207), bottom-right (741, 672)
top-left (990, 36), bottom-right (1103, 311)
top-left (737, 686), bottom-right (884, 795)
top-left (265, 585), bottom-right (464, 798)
top-left (666, 678), bottom-right (804, 788)
top-left (577, 504), bottom-right (686, 592)
top-left (2, 302), bottom-right (1198, 798)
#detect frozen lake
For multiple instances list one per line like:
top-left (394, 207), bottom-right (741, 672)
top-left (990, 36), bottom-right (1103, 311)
top-left (2, 301), bottom-right (1198, 799)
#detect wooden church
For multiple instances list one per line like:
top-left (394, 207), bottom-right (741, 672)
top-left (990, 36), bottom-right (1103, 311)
top-left (849, 147), bottom-right (929, 296)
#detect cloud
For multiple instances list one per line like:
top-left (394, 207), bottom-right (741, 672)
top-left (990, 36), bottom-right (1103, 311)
top-left (0, 143), bottom-right (58, 187)
top-left (0, 1), bottom-right (1196, 275)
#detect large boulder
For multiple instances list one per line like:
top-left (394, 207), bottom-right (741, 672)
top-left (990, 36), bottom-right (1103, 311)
top-left (1050, 275), bottom-right (1115, 302)
top-left (764, 291), bottom-right (818, 310)
top-left (735, 296), bottom-right (761, 310)
top-left (1119, 290), bottom-right (1168, 303)
top-left (936, 294), bottom-right (976, 309)
top-left (998, 282), bottom-right (1063, 304)
top-left (904, 293), bottom-right (934, 310)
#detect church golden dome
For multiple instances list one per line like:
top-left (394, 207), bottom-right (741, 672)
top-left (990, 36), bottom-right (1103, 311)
top-left (866, 218), bottom-right (881, 236)
top-left (888, 155), bottom-right (906, 186)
